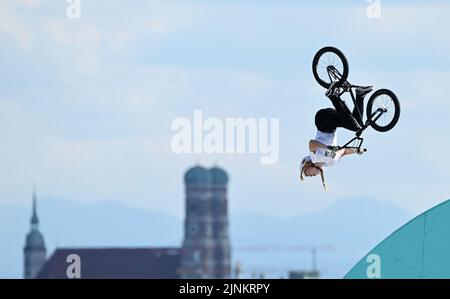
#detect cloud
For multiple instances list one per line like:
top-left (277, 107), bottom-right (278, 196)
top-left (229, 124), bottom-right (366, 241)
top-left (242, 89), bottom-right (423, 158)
top-left (42, 18), bottom-right (103, 70)
top-left (340, 2), bottom-right (450, 62)
top-left (19, 0), bottom-right (40, 9)
top-left (0, 1), bottom-right (33, 49)
top-left (1, 0), bottom-right (450, 218)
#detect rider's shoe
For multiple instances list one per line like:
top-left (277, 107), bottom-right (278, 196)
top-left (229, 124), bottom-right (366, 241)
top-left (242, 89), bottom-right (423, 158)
top-left (355, 86), bottom-right (373, 99)
top-left (325, 81), bottom-right (341, 98)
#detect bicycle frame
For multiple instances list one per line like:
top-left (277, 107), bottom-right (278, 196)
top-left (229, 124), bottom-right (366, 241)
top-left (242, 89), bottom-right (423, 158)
top-left (327, 66), bottom-right (387, 152)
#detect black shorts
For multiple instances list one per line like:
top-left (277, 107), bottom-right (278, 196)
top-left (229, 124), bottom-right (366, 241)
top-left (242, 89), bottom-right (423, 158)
top-left (315, 95), bottom-right (363, 133)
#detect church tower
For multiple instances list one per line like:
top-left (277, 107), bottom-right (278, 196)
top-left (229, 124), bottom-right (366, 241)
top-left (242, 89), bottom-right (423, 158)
top-left (180, 165), bottom-right (231, 279)
top-left (180, 166), bottom-right (215, 278)
top-left (24, 188), bottom-right (47, 279)
top-left (210, 167), bottom-right (231, 278)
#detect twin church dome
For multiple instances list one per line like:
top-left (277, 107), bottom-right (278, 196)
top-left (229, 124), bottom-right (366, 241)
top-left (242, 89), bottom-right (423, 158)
top-left (184, 166), bottom-right (229, 185)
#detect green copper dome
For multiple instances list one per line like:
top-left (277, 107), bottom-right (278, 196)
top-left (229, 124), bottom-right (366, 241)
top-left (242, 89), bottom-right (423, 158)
top-left (210, 167), bottom-right (229, 185)
top-left (184, 166), bottom-right (211, 185)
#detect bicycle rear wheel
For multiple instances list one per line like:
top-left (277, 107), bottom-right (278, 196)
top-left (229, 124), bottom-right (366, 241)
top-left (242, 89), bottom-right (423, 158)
top-left (366, 89), bottom-right (400, 132)
top-left (312, 47), bottom-right (349, 89)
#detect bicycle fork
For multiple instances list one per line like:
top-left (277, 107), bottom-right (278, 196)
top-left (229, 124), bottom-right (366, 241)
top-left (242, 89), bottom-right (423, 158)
top-left (342, 136), bottom-right (364, 150)
top-left (356, 107), bottom-right (387, 136)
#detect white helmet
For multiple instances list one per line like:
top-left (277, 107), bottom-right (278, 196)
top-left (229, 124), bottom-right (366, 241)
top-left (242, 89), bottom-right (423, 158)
top-left (300, 156), bottom-right (311, 172)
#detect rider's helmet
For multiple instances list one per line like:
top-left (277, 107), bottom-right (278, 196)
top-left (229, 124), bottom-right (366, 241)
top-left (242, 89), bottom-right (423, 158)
top-left (300, 156), bottom-right (327, 190)
top-left (300, 156), bottom-right (311, 173)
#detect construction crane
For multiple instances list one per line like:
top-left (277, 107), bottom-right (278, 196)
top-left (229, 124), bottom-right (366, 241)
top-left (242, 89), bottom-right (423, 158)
top-left (234, 245), bottom-right (334, 278)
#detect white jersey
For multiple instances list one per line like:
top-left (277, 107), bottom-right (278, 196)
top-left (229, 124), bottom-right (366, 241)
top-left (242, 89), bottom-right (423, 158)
top-left (309, 130), bottom-right (342, 167)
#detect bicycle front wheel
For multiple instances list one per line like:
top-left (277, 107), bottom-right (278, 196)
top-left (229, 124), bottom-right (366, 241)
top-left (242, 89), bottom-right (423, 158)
top-left (366, 89), bottom-right (401, 132)
top-left (312, 46), bottom-right (349, 89)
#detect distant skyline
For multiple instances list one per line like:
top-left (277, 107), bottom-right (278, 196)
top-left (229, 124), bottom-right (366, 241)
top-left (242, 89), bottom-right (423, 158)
top-left (0, 195), bottom-right (411, 279)
top-left (1, 1), bottom-right (449, 223)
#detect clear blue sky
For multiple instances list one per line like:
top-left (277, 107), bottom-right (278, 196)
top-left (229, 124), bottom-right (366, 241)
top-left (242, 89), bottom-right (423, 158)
top-left (1, 0), bottom-right (449, 220)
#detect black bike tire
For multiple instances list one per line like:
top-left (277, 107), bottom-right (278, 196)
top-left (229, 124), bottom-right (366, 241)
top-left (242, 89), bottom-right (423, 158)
top-left (366, 89), bottom-right (401, 132)
top-left (312, 46), bottom-right (349, 89)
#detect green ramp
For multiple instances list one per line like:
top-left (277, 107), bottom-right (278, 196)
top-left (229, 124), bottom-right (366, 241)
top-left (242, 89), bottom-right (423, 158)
top-left (345, 199), bottom-right (450, 279)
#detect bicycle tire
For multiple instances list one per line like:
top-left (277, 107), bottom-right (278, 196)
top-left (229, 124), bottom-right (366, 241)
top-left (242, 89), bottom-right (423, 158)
top-left (312, 46), bottom-right (349, 89)
top-left (366, 89), bottom-right (401, 132)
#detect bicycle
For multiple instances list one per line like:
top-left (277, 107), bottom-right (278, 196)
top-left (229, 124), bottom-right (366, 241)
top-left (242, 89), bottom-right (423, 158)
top-left (312, 46), bottom-right (401, 153)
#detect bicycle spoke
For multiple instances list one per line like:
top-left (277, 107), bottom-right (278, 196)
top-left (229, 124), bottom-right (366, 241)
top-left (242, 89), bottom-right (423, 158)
top-left (317, 66), bottom-right (329, 83)
top-left (317, 52), bottom-right (344, 84)
top-left (382, 112), bottom-right (388, 125)
top-left (373, 94), bottom-right (395, 127)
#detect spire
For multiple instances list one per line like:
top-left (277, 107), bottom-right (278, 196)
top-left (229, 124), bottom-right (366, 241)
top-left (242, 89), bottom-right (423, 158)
top-left (31, 185), bottom-right (39, 229)
top-left (24, 185), bottom-right (47, 279)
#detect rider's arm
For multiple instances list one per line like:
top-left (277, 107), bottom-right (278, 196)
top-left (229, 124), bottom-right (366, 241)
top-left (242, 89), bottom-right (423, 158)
top-left (309, 140), bottom-right (328, 153)
top-left (341, 148), bottom-right (359, 156)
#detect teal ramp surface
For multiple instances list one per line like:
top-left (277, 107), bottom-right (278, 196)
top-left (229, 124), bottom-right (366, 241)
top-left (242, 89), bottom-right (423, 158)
top-left (345, 199), bottom-right (450, 279)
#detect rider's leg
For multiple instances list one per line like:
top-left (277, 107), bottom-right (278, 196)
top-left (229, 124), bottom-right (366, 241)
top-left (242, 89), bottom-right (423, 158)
top-left (352, 86), bottom-right (373, 126)
top-left (327, 94), bottom-right (360, 132)
top-left (352, 98), bottom-right (364, 127)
